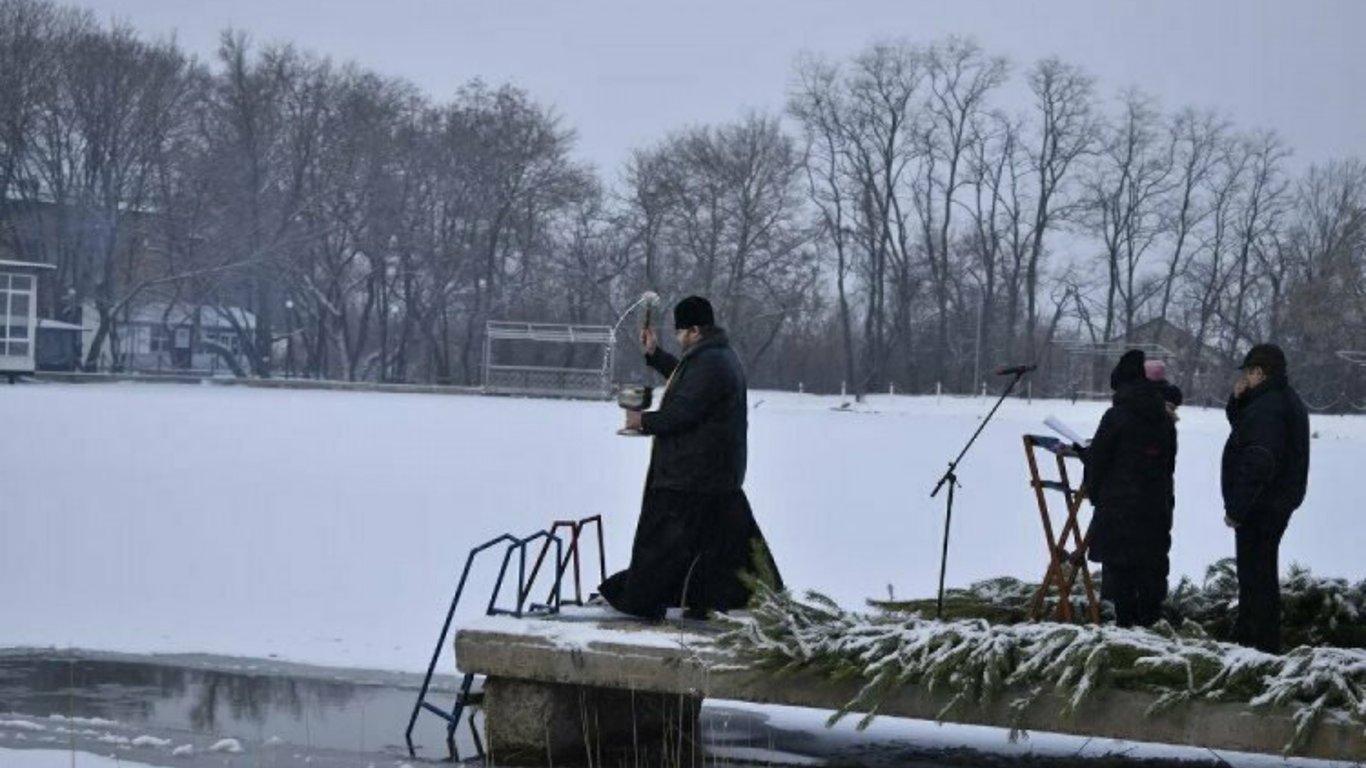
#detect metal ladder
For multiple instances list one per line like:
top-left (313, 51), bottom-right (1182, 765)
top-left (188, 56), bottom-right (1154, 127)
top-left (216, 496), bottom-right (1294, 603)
top-left (404, 515), bottom-right (607, 761)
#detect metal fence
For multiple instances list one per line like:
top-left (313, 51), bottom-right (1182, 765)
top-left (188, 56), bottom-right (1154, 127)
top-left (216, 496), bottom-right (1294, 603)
top-left (482, 321), bottom-right (615, 400)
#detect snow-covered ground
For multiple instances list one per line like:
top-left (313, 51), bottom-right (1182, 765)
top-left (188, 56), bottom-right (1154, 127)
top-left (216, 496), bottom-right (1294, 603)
top-left (1, 382), bottom-right (1361, 672)
top-left (0, 749), bottom-right (143, 767)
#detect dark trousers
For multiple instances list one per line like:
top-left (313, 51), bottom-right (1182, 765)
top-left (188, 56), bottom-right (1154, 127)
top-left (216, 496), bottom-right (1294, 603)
top-left (599, 488), bottom-right (781, 620)
top-left (1235, 515), bottom-right (1288, 654)
top-left (1103, 562), bottom-right (1167, 628)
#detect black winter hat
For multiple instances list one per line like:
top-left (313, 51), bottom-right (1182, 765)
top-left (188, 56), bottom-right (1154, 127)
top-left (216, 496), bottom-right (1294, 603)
top-left (1110, 349), bottom-right (1146, 390)
top-left (1239, 343), bottom-right (1287, 376)
top-left (673, 295), bottom-right (715, 329)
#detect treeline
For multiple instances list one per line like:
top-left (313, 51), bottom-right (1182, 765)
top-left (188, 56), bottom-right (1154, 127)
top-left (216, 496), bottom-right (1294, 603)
top-left (2, 0), bottom-right (1362, 407)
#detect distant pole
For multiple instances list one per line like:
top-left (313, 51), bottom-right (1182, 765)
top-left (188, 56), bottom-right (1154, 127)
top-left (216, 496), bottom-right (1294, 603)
top-left (973, 285), bottom-right (984, 395)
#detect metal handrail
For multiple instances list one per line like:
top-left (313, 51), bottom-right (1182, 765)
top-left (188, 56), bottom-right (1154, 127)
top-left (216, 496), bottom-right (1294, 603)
top-left (404, 516), bottom-right (606, 760)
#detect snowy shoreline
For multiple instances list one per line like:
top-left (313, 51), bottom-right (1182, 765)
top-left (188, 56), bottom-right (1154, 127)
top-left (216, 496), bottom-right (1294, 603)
top-left (3, 383), bottom-right (1361, 673)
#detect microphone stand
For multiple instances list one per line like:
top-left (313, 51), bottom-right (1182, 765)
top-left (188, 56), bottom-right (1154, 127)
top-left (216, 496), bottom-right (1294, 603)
top-left (928, 367), bottom-right (1031, 619)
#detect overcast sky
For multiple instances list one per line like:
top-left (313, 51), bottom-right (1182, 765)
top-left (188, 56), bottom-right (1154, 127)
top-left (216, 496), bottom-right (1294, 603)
top-left (84, 0), bottom-right (1365, 176)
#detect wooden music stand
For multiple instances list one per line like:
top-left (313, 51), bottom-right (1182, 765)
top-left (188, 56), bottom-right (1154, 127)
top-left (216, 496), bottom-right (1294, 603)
top-left (1023, 434), bottom-right (1101, 624)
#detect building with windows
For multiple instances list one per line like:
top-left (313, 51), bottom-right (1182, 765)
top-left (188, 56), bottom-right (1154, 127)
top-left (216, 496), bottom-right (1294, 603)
top-left (81, 301), bottom-right (255, 375)
top-left (0, 260), bottom-right (54, 380)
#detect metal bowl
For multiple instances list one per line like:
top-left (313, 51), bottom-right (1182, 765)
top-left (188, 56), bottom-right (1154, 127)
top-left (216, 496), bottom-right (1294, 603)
top-left (616, 384), bottom-right (653, 411)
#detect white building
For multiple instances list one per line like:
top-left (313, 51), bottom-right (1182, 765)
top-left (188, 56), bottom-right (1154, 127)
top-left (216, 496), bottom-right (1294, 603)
top-left (82, 301), bottom-right (256, 375)
top-left (0, 259), bottom-right (53, 380)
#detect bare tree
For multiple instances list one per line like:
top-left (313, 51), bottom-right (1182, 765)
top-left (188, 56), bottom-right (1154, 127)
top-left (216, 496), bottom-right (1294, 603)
top-left (915, 38), bottom-right (1007, 385)
top-left (289, 67), bottom-right (419, 381)
top-left (1084, 89), bottom-right (1173, 342)
top-left (1275, 160), bottom-right (1366, 404)
top-left (846, 42), bottom-right (926, 391)
top-left (1223, 131), bottom-right (1289, 356)
top-left (790, 53), bottom-right (861, 395)
top-left (788, 43), bottom-right (926, 394)
top-left (0, 0), bottom-right (83, 223)
top-left (196, 34), bottom-right (331, 377)
top-left (621, 114), bottom-right (816, 370)
top-left (1022, 57), bottom-right (1096, 363)
top-left (452, 83), bottom-right (590, 382)
top-left (9, 15), bottom-right (199, 368)
top-left (963, 111), bottom-right (1018, 389)
top-left (1181, 132), bottom-right (1247, 395)
top-left (1154, 108), bottom-right (1224, 330)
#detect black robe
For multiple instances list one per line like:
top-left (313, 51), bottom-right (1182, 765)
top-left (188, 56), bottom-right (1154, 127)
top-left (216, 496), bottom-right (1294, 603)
top-left (598, 488), bottom-right (781, 620)
top-left (599, 329), bottom-right (782, 619)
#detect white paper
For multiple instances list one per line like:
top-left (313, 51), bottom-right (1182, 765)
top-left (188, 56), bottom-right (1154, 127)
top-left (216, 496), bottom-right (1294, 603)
top-left (1044, 415), bottom-right (1087, 446)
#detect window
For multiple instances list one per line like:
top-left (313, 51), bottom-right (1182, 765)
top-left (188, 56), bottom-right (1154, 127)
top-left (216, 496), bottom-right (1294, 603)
top-left (0, 271), bottom-right (37, 359)
top-left (150, 325), bottom-right (171, 353)
top-left (111, 327), bottom-right (148, 357)
top-left (202, 330), bottom-right (242, 354)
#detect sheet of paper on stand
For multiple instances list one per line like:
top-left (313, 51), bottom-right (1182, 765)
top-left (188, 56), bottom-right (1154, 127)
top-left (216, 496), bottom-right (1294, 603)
top-left (1044, 415), bottom-right (1089, 448)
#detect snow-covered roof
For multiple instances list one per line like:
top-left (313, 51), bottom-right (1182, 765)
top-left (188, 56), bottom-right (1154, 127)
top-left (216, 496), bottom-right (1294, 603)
top-left (37, 318), bottom-right (83, 331)
top-left (0, 259), bottom-right (55, 270)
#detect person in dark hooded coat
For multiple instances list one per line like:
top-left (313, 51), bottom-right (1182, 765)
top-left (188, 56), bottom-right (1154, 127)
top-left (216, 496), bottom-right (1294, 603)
top-left (598, 296), bottom-right (782, 620)
top-left (1221, 343), bottom-right (1310, 654)
top-left (1082, 349), bottom-right (1178, 628)
top-left (1143, 359), bottom-right (1184, 419)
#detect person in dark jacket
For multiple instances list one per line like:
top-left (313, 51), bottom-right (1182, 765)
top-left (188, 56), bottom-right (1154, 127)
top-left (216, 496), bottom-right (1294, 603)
top-left (1083, 349), bottom-right (1177, 628)
top-left (599, 296), bottom-right (782, 620)
top-left (1221, 343), bottom-right (1310, 654)
top-left (1144, 359), bottom-right (1184, 422)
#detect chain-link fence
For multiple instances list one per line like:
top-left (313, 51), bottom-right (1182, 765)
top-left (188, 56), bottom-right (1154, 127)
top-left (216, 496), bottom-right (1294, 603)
top-left (482, 321), bottom-right (614, 400)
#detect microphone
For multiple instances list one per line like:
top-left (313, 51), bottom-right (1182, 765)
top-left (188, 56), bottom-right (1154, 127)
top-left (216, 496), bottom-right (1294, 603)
top-left (994, 363), bottom-right (1037, 376)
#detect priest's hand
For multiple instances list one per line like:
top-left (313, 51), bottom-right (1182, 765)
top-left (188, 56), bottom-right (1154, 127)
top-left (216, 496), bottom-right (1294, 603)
top-left (625, 409), bottom-right (644, 432)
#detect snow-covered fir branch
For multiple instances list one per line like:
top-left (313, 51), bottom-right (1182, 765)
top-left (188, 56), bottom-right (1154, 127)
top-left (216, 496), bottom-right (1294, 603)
top-left (1167, 559), bottom-right (1366, 649)
top-left (717, 583), bottom-right (1366, 755)
top-left (874, 559), bottom-right (1366, 650)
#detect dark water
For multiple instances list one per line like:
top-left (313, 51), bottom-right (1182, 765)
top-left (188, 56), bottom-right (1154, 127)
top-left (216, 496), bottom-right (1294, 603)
top-left (0, 649), bottom-right (464, 765)
top-left (0, 650), bottom-right (1260, 767)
